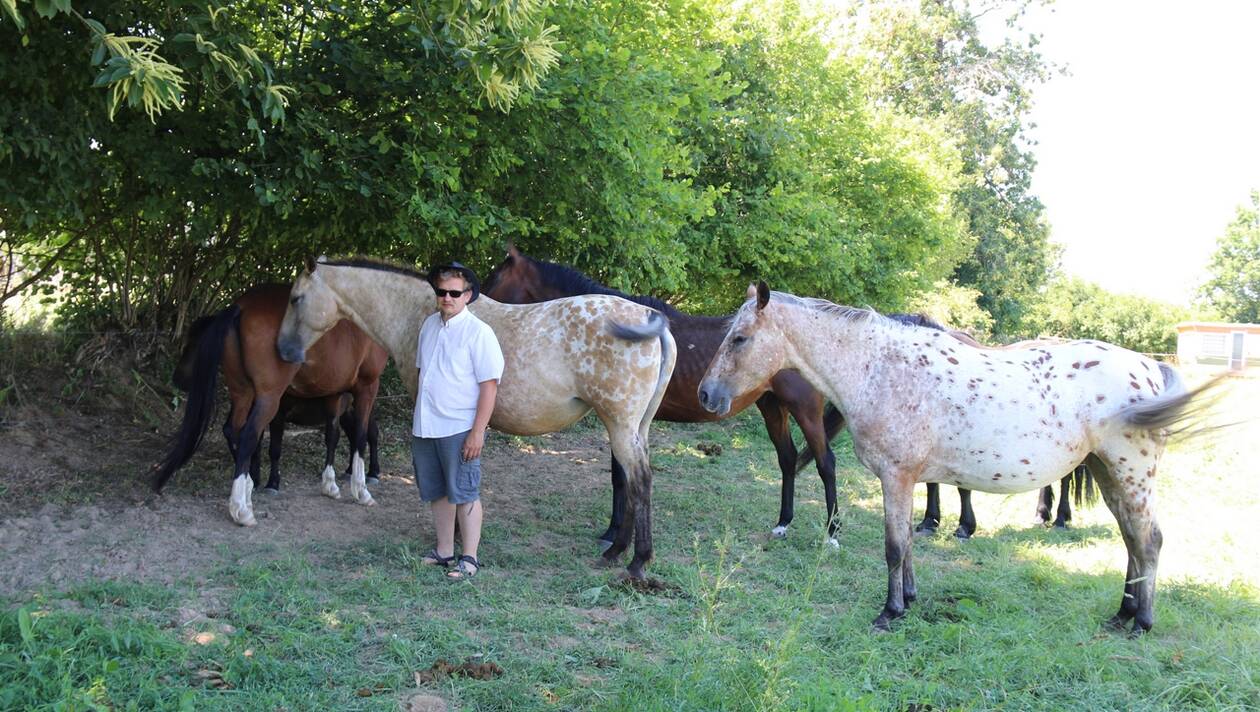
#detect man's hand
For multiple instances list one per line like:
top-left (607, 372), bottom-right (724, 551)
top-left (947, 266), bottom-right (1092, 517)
top-left (463, 428), bottom-right (486, 462)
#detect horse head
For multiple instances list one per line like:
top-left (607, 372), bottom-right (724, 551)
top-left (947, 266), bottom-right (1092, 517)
top-left (277, 258), bottom-right (344, 363)
top-left (482, 243), bottom-right (554, 304)
top-left (698, 281), bottom-right (785, 416)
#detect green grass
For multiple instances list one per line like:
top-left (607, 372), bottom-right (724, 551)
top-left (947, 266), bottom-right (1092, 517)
top-left (3, 376), bottom-right (1259, 711)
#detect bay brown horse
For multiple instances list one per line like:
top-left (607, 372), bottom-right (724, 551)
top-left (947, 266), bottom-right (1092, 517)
top-left (483, 246), bottom-right (948, 547)
top-left (276, 257), bottom-right (676, 579)
top-left (174, 320), bottom-right (381, 493)
top-left (700, 283), bottom-right (1223, 633)
top-left (154, 283), bottom-right (388, 526)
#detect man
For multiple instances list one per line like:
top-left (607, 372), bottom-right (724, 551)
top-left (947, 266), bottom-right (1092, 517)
top-left (413, 262), bottom-right (504, 579)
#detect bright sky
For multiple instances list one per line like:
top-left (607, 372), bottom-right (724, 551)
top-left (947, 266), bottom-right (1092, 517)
top-left (993, 1), bottom-right (1260, 306)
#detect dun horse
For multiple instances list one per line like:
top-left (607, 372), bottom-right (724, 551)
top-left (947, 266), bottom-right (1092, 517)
top-left (275, 257), bottom-right (676, 578)
top-left (153, 283), bottom-right (388, 526)
top-left (700, 283), bottom-right (1221, 633)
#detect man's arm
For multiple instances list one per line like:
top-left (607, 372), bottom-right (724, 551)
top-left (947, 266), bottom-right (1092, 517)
top-left (462, 379), bottom-right (498, 461)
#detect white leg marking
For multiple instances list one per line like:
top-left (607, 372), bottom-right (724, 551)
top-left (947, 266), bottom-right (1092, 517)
top-left (771, 525), bottom-right (789, 539)
top-left (321, 465), bottom-right (341, 499)
top-left (826, 537), bottom-right (840, 550)
top-left (349, 452), bottom-right (375, 506)
top-left (229, 473), bottom-right (257, 526)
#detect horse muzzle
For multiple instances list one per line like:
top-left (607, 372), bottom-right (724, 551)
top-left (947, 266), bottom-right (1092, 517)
top-left (697, 380), bottom-right (732, 416)
top-left (276, 336), bottom-right (306, 364)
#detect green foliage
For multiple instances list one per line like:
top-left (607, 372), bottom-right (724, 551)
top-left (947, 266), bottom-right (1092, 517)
top-left (1024, 276), bottom-right (1190, 353)
top-left (1200, 190), bottom-right (1260, 323)
top-left (906, 279), bottom-right (995, 339)
top-left (2, 0), bottom-right (1004, 330)
top-left (842, 0), bottom-right (1061, 333)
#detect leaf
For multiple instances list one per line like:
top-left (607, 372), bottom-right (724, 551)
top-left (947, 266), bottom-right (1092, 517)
top-left (1, 0), bottom-right (25, 30)
top-left (33, 0), bottom-right (56, 19)
top-left (17, 608), bottom-right (34, 645)
top-left (52, 0), bottom-right (70, 13)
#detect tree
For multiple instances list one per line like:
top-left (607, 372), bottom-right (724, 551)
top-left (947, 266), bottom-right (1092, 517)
top-left (838, 0), bottom-right (1060, 334)
top-left (1200, 191), bottom-right (1260, 323)
top-left (1024, 276), bottom-right (1189, 354)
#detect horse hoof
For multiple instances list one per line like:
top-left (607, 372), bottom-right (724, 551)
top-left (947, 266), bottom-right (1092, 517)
top-left (366, 476), bottom-right (380, 486)
top-left (597, 539), bottom-right (614, 553)
top-left (262, 487), bottom-right (280, 496)
top-left (954, 529), bottom-right (973, 541)
top-left (914, 526), bottom-right (938, 538)
top-left (236, 513), bottom-right (257, 527)
top-left (771, 525), bottom-right (788, 539)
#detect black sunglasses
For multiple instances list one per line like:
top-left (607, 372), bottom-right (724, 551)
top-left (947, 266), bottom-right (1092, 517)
top-left (434, 287), bottom-right (469, 298)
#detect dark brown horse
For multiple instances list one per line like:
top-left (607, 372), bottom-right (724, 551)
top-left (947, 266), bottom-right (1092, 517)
top-left (154, 283), bottom-right (388, 526)
top-left (483, 246), bottom-right (851, 546)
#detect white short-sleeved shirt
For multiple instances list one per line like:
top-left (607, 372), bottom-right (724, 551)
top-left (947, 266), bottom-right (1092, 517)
top-left (412, 308), bottom-right (505, 438)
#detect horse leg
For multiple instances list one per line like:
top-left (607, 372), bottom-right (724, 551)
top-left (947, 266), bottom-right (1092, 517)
top-left (321, 409), bottom-right (342, 499)
top-left (365, 414), bottom-right (381, 484)
top-left (916, 483), bottom-right (941, 535)
top-left (789, 397), bottom-right (840, 547)
top-left (597, 456), bottom-right (627, 552)
top-left (954, 488), bottom-right (976, 540)
top-left (249, 433), bottom-right (263, 489)
top-left (601, 424), bottom-right (652, 578)
top-left (1052, 472), bottom-right (1073, 529)
top-left (873, 472), bottom-right (916, 631)
top-left (228, 394), bottom-right (281, 526)
top-left (263, 417), bottom-right (284, 494)
top-left (1036, 484), bottom-right (1055, 525)
top-left (346, 383), bottom-right (379, 506)
top-left (756, 395), bottom-right (798, 539)
top-left (1086, 449), bottom-right (1163, 634)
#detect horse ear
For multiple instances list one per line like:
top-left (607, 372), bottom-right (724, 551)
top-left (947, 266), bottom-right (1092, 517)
top-left (756, 281), bottom-right (770, 311)
top-left (305, 255), bottom-right (317, 273)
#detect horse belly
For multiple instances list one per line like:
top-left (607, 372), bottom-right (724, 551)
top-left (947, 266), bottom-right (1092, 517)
top-left (929, 426), bottom-right (1090, 494)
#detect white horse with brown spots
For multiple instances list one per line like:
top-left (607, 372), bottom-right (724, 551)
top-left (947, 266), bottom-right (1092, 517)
top-left (699, 283), bottom-right (1222, 633)
top-left (276, 257), bottom-right (676, 579)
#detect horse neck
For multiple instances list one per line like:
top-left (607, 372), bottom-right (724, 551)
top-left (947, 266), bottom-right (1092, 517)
top-left (325, 267), bottom-right (433, 397)
top-left (774, 302), bottom-right (884, 412)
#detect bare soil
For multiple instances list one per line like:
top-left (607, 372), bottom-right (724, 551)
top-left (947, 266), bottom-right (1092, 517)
top-left (0, 389), bottom-right (614, 599)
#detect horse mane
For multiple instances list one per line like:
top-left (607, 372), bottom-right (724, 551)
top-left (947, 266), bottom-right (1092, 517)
top-left (320, 256), bottom-right (428, 281)
top-left (523, 254), bottom-right (678, 316)
top-left (768, 291), bottom-right (954, 334)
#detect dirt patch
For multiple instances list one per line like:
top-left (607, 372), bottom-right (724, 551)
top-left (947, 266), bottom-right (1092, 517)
top-left (615, 575), bottom-right (682, 596)
top-left (414, 658), bottom-right (504, 683)
top-left (0, 396), bottom-right (617, 598)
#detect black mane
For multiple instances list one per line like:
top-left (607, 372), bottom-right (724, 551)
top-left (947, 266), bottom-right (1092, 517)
top-left (526, 256), bottom-right (679, 317)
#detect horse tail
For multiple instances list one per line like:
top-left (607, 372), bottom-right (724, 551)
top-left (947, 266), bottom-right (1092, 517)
top-left (794, 402), bottom-right (847, 474)
top-left (607, 311), bottom-right (675, 437)
top-left (1071, 463), bottom-right (1097, 508)
top-left (1116, 366), bottom-right (1227, 437)
top-left (172, 314), bottom-right (217, 391)
top-left (152, 304), bottom-right (241, 491)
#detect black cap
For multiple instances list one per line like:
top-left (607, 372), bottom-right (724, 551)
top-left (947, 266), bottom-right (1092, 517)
top-left (427, 261), bottom-right (480, 303)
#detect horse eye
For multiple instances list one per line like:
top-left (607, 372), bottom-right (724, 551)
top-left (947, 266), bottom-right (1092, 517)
top-left (290, 295), bottom-right (303, 305)
top-left (731, 335), bottom-right (749, 347)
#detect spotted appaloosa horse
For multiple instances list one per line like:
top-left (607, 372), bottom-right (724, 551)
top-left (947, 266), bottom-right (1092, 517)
top-left (276, 257), bottom-right (676, 579)
top-left (153, 283), bottom-right (388, 526)
top-left (699, 283), bottom-right (1222, 633)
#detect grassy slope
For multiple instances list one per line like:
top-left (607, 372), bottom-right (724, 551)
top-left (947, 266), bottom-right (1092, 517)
top-left (2, 374), bottom-right (1257, 711)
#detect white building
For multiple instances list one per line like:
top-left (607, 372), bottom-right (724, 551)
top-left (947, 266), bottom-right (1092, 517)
top-left (1175, 322), bottom-right (1260, 371)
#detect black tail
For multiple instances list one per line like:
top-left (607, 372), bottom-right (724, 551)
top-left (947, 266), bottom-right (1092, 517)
top-left (152, 305), bottom-right (240, 491)
top-left (1070, 463), bottom-right (1097, 509)
top-left (172, 314), bottom-right (217, 391)
top-left (794, 402), bottom-right (847, 474)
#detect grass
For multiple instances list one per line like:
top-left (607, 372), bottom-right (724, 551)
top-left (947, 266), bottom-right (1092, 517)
top-left (2, 370), bottom-right (1259, 710)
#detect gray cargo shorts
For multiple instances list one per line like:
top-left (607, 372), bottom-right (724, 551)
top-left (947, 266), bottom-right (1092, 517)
top-left (411, 431), bottom-right (481, 504)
